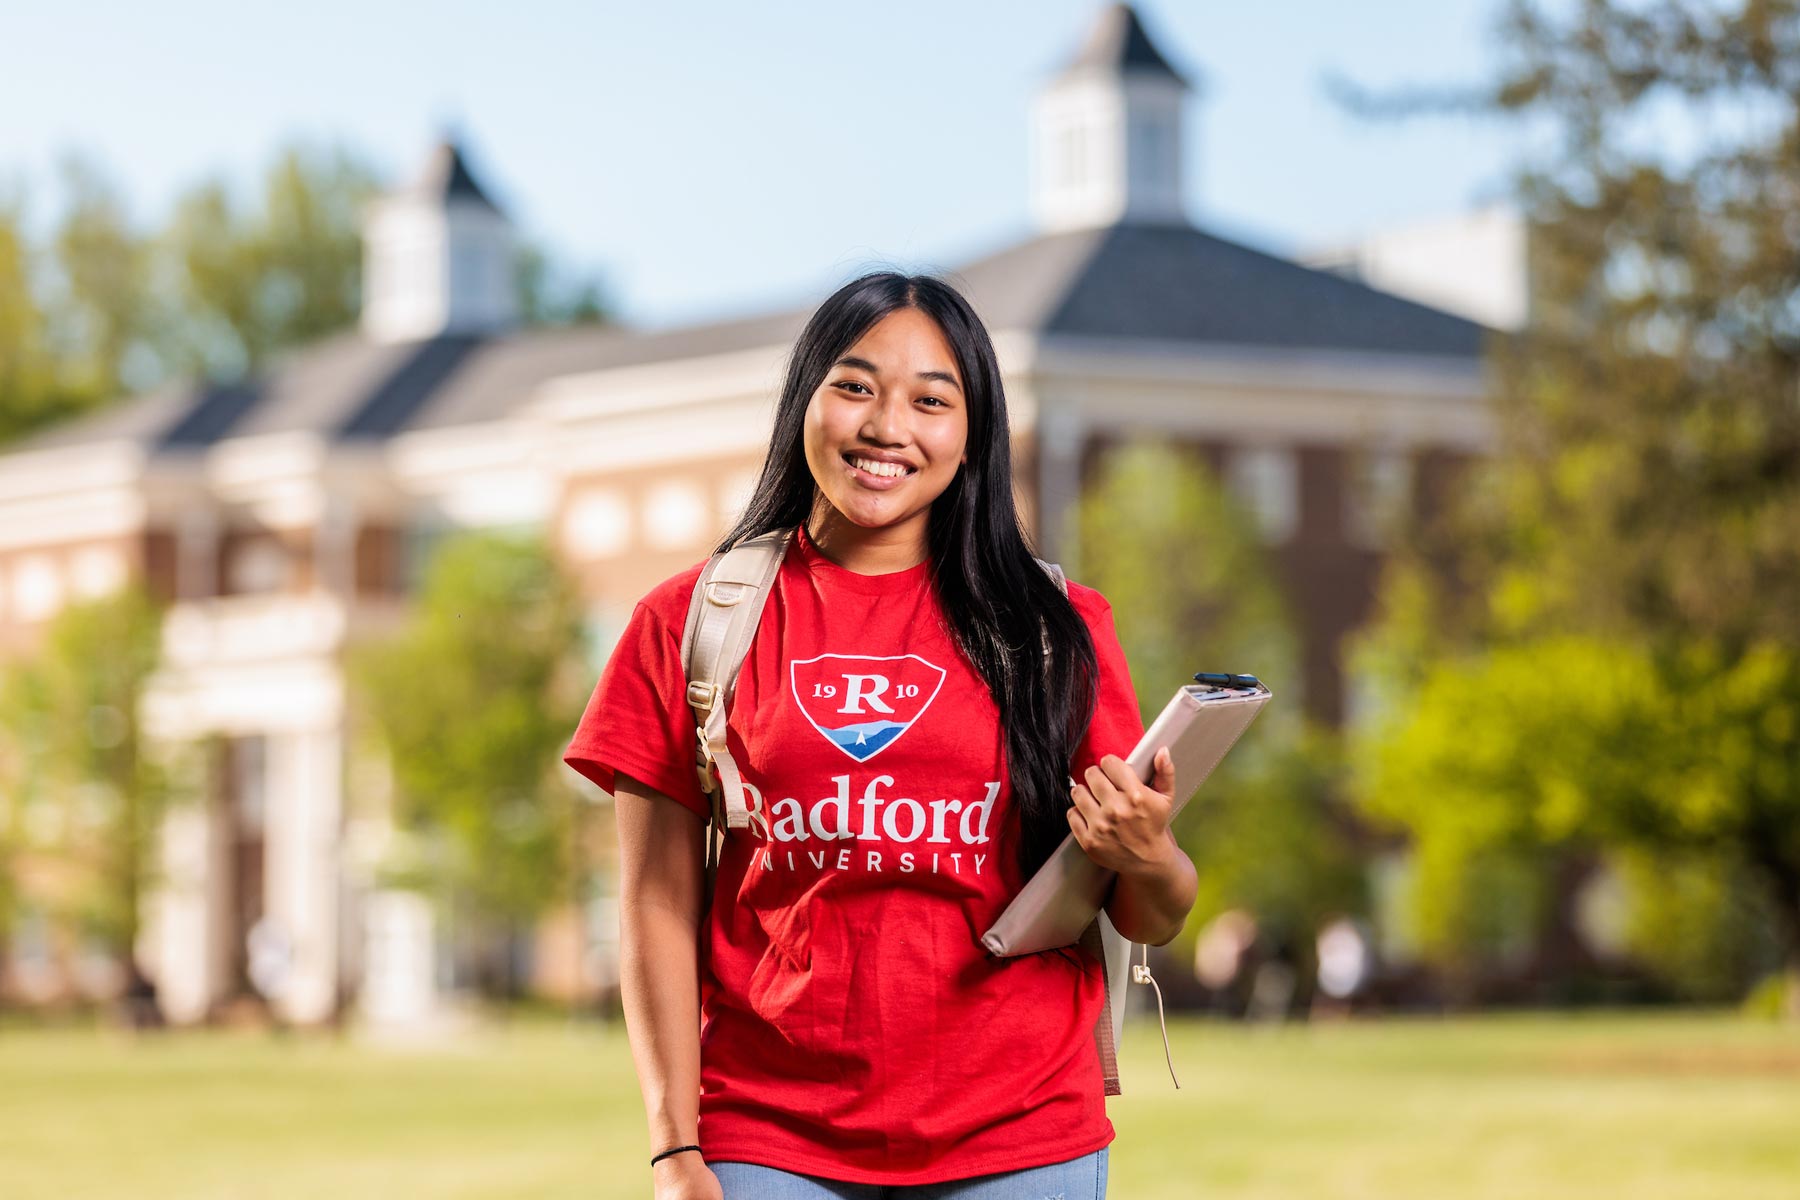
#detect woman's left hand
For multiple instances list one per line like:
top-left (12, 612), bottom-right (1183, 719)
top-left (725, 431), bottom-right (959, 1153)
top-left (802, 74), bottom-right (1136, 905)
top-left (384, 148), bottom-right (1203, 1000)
top-left (1067, 745), bottom-right (1178, 876)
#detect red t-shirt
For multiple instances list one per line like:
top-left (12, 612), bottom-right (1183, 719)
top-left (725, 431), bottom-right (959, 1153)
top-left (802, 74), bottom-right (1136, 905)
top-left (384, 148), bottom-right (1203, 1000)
top-left (562, 521), bottom-right (1146, 1186)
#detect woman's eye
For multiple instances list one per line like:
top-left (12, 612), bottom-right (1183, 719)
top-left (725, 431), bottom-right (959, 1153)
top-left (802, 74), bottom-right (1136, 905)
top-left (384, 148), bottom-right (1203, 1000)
top-left (836, 381), bottom-right (871, 395)
top-left (920, 396), bottom-right (946, 407)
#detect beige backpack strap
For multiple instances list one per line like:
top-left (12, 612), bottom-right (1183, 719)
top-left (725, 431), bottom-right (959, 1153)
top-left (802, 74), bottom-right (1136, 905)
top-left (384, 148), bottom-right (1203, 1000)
top-left (680, 529), bottom-right (793, 855)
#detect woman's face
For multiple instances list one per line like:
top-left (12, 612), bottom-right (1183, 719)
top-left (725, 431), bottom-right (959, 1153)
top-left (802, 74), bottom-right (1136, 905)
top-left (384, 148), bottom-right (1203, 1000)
top-left (803, 307), bottom-right (969, 535)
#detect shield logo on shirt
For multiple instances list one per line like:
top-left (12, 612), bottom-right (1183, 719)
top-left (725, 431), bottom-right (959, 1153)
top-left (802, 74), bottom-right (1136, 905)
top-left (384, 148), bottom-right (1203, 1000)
top-left (789, 653), bottom-right (948, 763)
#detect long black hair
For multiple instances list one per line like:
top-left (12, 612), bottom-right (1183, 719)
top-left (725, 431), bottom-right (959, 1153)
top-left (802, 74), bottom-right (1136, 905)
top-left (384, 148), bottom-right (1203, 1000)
top-left (716, 271), bottom-right (1100, 886)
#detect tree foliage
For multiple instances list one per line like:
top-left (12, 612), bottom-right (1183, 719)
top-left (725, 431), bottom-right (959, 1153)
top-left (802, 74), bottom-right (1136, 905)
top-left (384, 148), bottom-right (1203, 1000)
top-left (1, 138), bottom-right (615, 449)
top-left (0, 586), bottom-right (168, 970)
top-left (349, 530), bottom-right (589, 996)
top-left (163, 141), bottom-right (379, 379)
top-left (1075, 441), bottom-right (1364, 962)
top-left (1338, 0), bottom-right (1800, 1004)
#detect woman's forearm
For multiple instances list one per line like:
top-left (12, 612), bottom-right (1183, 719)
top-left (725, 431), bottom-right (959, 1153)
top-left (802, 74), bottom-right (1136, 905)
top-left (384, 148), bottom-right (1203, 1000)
top-left (618, 901), bottom-right (704, 1152)
top-left (1102, 830), bottom-right (1197, 946)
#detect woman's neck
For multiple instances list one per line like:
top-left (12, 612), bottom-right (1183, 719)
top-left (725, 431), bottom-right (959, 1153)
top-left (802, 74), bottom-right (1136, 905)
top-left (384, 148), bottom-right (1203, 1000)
top-left (806, 506), bottom-right (930, 576)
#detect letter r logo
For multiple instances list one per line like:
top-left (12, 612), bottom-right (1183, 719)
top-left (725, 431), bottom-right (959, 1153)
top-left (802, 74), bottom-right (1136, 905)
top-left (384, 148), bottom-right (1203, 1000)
top-left (791, 654), bottom-right (948, 763)
top-left (837, 674), bottom-right (896, 715)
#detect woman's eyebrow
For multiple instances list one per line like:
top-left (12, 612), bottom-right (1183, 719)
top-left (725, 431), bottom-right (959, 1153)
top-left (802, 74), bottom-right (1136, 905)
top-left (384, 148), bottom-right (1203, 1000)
top-left (833, 355), bottom-right (964, 393)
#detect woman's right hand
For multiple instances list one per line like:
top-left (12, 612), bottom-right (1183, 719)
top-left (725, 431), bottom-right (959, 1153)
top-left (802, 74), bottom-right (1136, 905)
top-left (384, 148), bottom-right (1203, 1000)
top-left (653, 1154), bottom-right (724, 1200)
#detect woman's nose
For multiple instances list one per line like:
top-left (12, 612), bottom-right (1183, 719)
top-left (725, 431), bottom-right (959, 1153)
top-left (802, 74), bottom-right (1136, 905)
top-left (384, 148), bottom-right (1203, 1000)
top-left (862, 392), bottom-right (909, 445)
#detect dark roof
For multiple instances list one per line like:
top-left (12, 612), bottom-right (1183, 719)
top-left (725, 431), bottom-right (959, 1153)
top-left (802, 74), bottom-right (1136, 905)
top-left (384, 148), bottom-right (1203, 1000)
top-left (0, 219), bottom-right (1485, 463)
top-left (412, 139), bottom-right (503, 215)
top-left (948, 222), bottom-right (1489, 357)
top-left (1056, 3), bottom-right (1191, 89)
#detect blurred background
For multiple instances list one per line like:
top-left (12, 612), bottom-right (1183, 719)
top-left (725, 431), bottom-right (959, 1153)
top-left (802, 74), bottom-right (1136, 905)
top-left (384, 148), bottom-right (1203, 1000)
top-left (2, 1), bottom-right (1797, 1197)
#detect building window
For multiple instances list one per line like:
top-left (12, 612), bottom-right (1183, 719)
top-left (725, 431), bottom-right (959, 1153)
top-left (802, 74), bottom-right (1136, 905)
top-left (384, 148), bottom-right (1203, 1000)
top-left (69, 545), bottom-right (128, 599)
top-left (1056, 123), bottom-right (1089, 191)
top-left (12, 553), bottom-right (64, 622)
top-left (562, 487), bottom-right (632, 561)
top-left (225, 535), bottom-right (290, 595)
top-left (1129, 113), bottom-right (1170, 192)
top-left (642, 481), bottom-right (711, 552)
top-left (1345, 446), bottom-right (1413, 550)
top-left (1226, 445), bottom-right (1298, 543)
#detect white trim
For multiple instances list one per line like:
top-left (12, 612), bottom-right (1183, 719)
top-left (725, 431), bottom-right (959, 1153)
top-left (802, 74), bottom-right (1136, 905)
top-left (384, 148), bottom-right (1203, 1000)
top-left (1029, 336), bottom-right (1493, 449)
top-left (1034, 335), bottom-right (1489, 398)
top-left (207, 431), bottom-right (326, 492)
top-left (549, 395), bottom-right (779, 476)
top-left (526, 344), bottom-right (792, 424)
top-left (143, 660), bottom-right (344, 740)
top-left (0, 440), bottom-right (144, 501)
top-left (0, 487), bottom-right (146, 553)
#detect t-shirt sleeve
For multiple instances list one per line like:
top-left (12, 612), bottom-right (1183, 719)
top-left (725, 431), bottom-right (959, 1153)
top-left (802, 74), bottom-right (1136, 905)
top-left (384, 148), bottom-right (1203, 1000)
top-left (1067, 584), bottom-right (1148, 787)
top-left (562, 599), bottom-right (712, 822)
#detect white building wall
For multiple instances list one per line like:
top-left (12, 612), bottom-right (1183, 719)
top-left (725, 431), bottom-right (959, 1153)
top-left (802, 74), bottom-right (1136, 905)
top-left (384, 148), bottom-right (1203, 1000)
top-left (1302, 205), bottom-right (1527, 332)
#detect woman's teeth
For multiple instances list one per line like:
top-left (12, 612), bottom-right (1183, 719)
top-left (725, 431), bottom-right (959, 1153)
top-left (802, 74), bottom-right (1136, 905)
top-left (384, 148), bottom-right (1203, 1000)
top-left (849, 456), bottom-right (912, 478)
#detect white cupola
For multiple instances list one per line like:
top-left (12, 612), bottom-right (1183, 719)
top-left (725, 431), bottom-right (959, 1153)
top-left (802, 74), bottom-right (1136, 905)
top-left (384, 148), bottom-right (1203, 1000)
top-left (1030, 4), bottom-right (1195, 233)
top-left (361, 136), bottom-right (517, 344)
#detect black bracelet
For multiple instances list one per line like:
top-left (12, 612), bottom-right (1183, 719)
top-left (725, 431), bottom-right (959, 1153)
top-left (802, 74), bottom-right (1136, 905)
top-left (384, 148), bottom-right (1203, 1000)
top-left (651, 1144), bottom-right (702, 1167)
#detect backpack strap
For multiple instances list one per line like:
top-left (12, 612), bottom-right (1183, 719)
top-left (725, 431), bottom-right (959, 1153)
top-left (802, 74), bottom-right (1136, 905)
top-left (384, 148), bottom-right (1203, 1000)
top-left (680, 528), bottom-right (794, 878)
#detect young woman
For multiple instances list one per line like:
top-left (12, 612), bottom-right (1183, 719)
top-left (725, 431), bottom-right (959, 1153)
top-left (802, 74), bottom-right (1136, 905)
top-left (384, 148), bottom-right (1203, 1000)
top-left (563, 272), bottom-right (1197, 1199)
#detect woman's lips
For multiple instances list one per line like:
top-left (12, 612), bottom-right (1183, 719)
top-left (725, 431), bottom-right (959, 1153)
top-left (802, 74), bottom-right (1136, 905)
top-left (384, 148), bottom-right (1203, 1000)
top-left (843, 454), bottom-right (914, 490)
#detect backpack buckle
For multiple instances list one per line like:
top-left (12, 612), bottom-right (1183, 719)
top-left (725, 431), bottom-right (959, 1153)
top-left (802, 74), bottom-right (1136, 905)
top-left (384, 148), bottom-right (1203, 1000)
top-left (704, 581), bottom-right (746, 607)
top-left (687, 680), bottom-right (718, 711)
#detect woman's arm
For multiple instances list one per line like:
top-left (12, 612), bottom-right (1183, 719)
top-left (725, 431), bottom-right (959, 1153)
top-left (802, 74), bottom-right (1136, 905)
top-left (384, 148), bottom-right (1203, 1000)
top-left (613, 769), bottom-right (721, 1199)
top-left (1101, 828), bottom-right (1198, 947)
top-left (1070, 746), bottom-right (1198, 946)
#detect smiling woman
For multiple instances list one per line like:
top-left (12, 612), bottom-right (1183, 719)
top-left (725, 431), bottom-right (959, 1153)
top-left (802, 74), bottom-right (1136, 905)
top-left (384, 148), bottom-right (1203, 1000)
top-left (564, 270), bottom-right (1186, 1200)
top-left (801, 308), bottom-right (969, 574)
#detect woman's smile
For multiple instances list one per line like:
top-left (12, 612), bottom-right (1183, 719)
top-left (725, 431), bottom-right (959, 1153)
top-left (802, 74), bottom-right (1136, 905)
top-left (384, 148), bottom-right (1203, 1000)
top-left (842, 451), bottom-right (918, 489)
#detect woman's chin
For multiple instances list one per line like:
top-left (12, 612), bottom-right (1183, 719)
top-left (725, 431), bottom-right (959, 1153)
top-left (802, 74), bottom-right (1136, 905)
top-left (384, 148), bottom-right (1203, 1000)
top-left (826, 496), bottom-right (911, 530)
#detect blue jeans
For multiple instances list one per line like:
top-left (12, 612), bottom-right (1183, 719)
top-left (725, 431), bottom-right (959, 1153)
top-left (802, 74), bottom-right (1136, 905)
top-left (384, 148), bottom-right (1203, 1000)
top-left (709, 1146), bottom-right (1107, 1199)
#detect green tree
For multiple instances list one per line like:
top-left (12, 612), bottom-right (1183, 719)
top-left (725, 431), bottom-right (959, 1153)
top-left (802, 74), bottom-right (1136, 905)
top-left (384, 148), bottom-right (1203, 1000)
top-left (0, 586), bottom-right (169, 980)
top-left (0, 188), bottom-right (83, 444)
top-left (5, 138), bottom-right (616, 448)
top-left (1337, 0), bottom-right (1800, 1009)
top-left (162, 139), bottom-right (379, 379)
top-left (1074, 441), bottom-right (1298, 731)
top-left (1074, 441), bottom-right (1363, 970)
top-left (47, 153), bottom-right (162, 399)
top-left (1350, 633), bottom-right (1798, 1000)
top-left (349, 529), bottom-right (589, 999)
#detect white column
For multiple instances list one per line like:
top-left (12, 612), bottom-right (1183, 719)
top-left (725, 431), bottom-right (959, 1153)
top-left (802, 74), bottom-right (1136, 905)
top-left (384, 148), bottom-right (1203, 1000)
top-left (144, 785), bottom-right (223, 1023)
top-left (262, 726), bottom-right (344, 1023)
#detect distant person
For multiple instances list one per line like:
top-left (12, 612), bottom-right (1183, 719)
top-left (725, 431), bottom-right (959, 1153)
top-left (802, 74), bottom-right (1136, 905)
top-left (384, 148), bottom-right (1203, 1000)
top-left (117, 957), bottom-right (164, 1032)
top-left (565, 272), bottom-right (1194, 1199)
top-left (1246, 932), bottom-right (1300, 1024)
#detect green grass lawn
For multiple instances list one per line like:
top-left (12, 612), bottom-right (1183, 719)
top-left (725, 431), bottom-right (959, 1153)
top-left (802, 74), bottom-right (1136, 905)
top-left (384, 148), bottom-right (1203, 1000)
top-left (2, 1009), bottom-right (1797, 1198)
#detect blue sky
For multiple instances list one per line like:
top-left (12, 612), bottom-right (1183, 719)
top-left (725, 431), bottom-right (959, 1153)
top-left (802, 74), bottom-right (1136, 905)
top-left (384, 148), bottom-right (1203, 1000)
top-left (2, 1), bottom-right (1533, 329)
